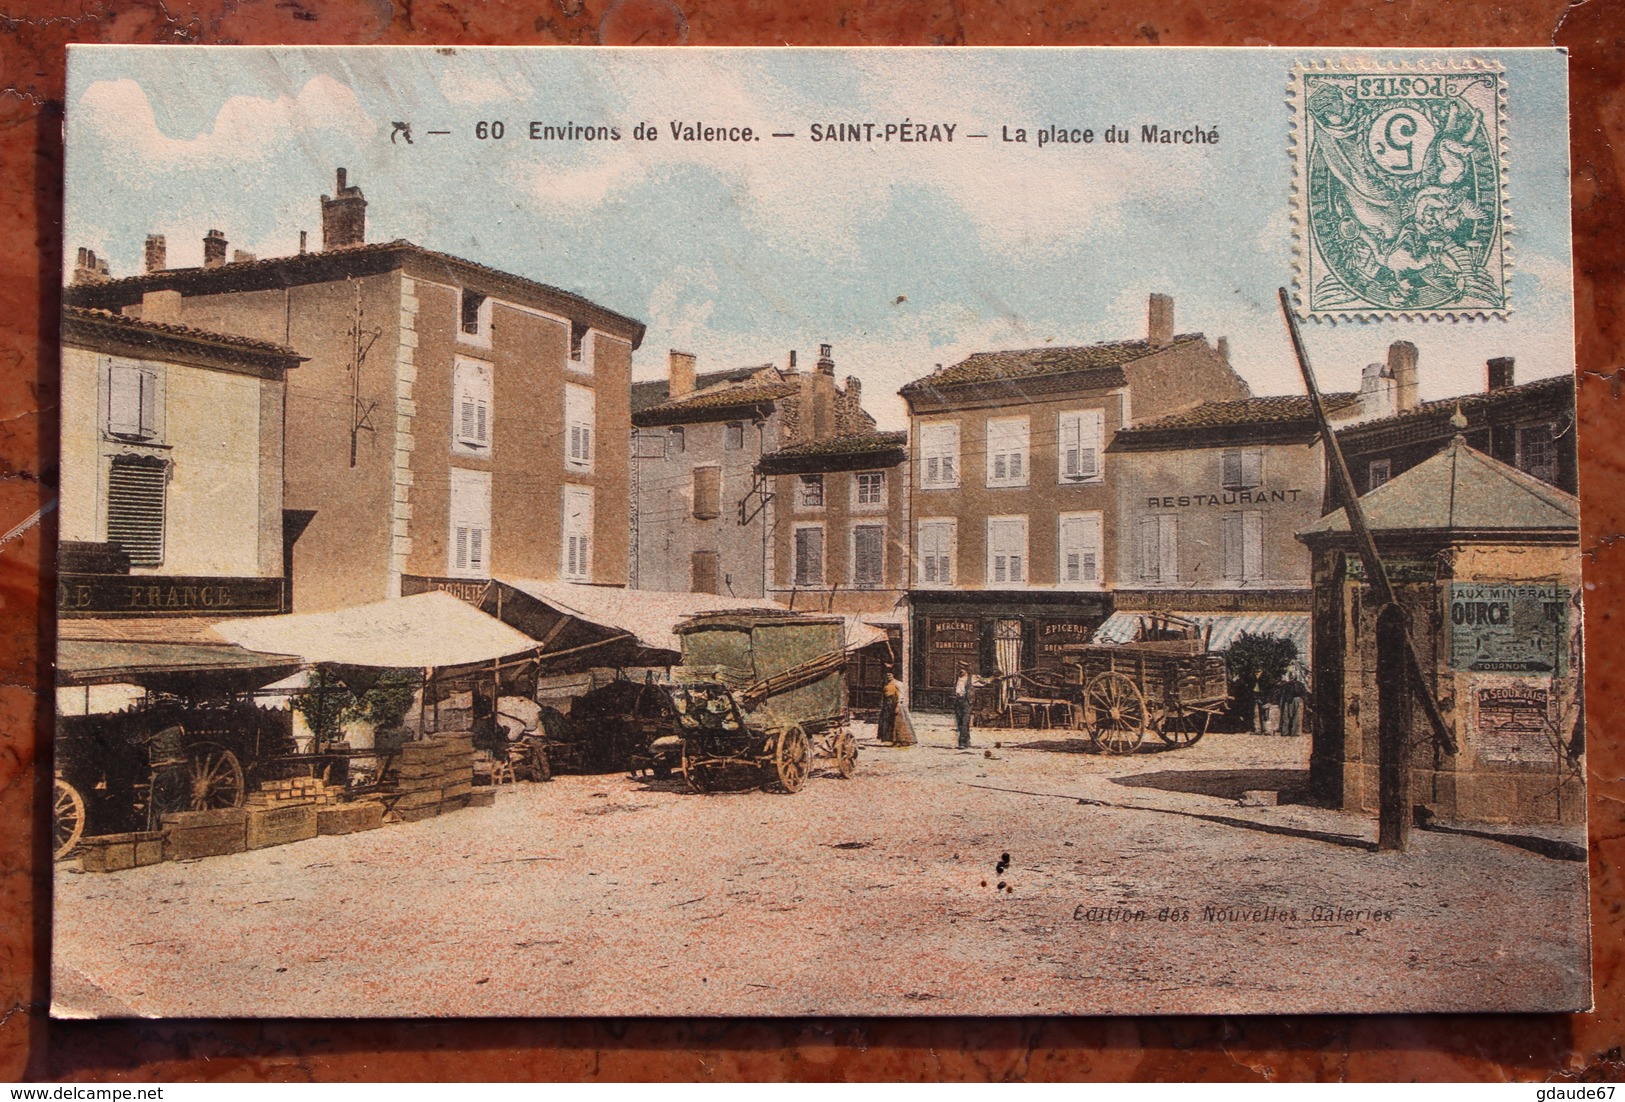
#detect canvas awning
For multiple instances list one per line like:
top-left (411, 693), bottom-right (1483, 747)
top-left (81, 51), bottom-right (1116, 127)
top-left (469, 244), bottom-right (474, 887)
top-left (213, 591), bottom-right (539, 669)
top-left (56, 639), bottom-right (302, 690)
top-left (1093, 611), bottom-right (1310, 658)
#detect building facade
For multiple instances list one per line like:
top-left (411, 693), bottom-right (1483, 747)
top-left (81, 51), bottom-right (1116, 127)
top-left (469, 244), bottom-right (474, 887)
top-left (900, 294), bottom-right (1251, 708)
top-left (58, 305), bottom-right (300, 617)
top-left (65, 169), bottom-right (645, 612)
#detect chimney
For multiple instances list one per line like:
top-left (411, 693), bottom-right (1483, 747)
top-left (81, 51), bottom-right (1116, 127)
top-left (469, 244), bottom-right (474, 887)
top-left (1148, 293), bottom-right (1174, 348)
top-left (817, 342), bottom-right (835, 375)
top-left (1487, 356), bottom-right (1515, 392)
top-left (203, 229), bottom-right (227, 268)
top-left (1387, 340), bottom-right (1419, 413)
top-left (71, 247), bottom-right (109, 285)
top-left (1215, 336), bottom-right (1230, 365)
top-left (788, 350), bottom-right (798, 371)
top-left (232, 249), bottom-right (257, 265)
top-left (321, 167), bottom-right (367, 250)
top-left (668, 350), bottom-right (696, 399)
top-left (140, 289), bottom-right (183, 326)
top-left (299, 230), bottom-right (308, 255)
top-left (144, 234), bottom-right (167, 273)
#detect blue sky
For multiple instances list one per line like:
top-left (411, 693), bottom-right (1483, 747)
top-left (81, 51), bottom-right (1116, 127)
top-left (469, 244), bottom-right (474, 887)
top-left (65, 46), bottom-right (1574, 429)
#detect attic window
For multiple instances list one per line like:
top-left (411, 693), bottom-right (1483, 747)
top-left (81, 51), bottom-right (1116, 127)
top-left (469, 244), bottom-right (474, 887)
top-left (460, 291), bottom-right (487, 336)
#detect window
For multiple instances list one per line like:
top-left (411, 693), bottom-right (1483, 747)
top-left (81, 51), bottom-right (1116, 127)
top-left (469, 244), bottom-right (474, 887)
top-left (562, 485), bottom-right (593, 581)
top-left (1222, 448), bottom-right (1264, 491)
top-left (916, 519), bottom-right (955, 587)
top-left (985, 417), bottom-right (1029, 487)
top-left (1059, 409), bottom-right (1105, 483)
top-left (1368, 458), bottom-right (1392, 490)
top-left (918, 422), bottom-right (959, 488)
top-left (453, 358), bottom-right (492, 452)
top-left (565, 383), bottom-right (594, 470)
top-left (1137, 515), bottom-right (1179, 583)
top-left (669, 427), bottom-right (685, 455)
top-left (692, 466), bottom-right (721, 520)
top-left (725, 421), bottom-right (745, 451)
top-left (852, 525), bottom-right (885, 589)
top-left (794, 525), bottom-right (824, 587)
top-left (691, 550), bottom-right (720, 595)
top-left (1517, 425), bottom-right (1559, 485)
top-left (986, 516), bottom-right (1028, 586)
top-left (1058, 512), bottom-right (1102, 585)
top-left (798, 474), bottom-right (824, 508)
top-left (854, 471), bottom-right (885, 507)
top-left (569, 323), bottom-right (595, 373)
top-left (1222, 511), bottom-right (1264, 582)
top-left (459, 291), bottom-right (489, 339)
top-left (106, 454), bottom-right (166, 565)
top-left (107, 359), bottom-right (158, 440)
top-left (448, 467), bottom-right (492, 579)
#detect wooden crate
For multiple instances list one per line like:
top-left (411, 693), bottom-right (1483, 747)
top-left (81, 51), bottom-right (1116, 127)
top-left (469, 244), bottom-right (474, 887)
top-left (79, 831), bottom-right (166, 873)
top-left (162, 808), bottom-right (247, 860)
top-left (317, 801), bottom-right (383, 835)
top-left (395, 804), bottom-right (442, 823)
top-left (245, 804), bottom-right (318, 850)
top-left (467, 789), bottom-right (496, 808)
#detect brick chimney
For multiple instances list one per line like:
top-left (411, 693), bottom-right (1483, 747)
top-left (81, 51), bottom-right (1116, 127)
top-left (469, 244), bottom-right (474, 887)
top-left (1487, 356), bottom-right (1515, 392)
top-left (140, 289), bottom-right (183, 326)
top-left (144, 234), bottom-right (167, 273)
top-left (1148, 293), bottom-right (1174, 348)
top-left (321, 167), bottom-right (367, 250)
top-left (203, 229), bottom-right (227, 269)
top-left (1215, 336), bottom-right (1230, 365)
top-left (1387, 340), bottom-right (1419, 413)
top-left (668, 350), bottom-right (696, 399)
top-left (71, 247), bottom-right (109, 285)
top-left (817, 342), bottom-right (835, 375)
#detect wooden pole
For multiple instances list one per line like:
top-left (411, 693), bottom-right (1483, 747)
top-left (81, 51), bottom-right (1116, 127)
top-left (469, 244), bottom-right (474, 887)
top-left (1376, 603), bottom-right (1411, 852)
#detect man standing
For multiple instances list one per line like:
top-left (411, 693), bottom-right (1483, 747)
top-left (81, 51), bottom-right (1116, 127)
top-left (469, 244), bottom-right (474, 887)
top-left (954, 663), bottom-right (977, 749)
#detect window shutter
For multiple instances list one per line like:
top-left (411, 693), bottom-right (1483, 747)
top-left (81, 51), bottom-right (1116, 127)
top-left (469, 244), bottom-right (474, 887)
top-left (106, 457), bottom-right (166, 565)
top-left (1061, 413), bottom-right (1080, 478)
top-left (1138, 517), bottom-right (1158, 581)
top-left (470, 528), bottom-right (485, 570)
top-left (1010, 453), bottom-right (1022, 480)
top-left (692, 551), bottom-right (719, 594)
top-left (138, 370), bottom-right (157, 437)
top-left (475, 400), bottom-right (487, 445)
top-left (854, 526), bottom-right (883, 587)
top-left (692, 468), bottom-right (720, 520)
top-left (460, 397), bottom-right (476, 442)
top-left (941, 455), bottom-right (955, 482)
top-left (1222, 513), bottom-right (1242, 579)
top-left (107, 362), bottom-right (143, 437)
top-left (455, 527), bottom-right (470, 571)
top-left (1242, 449), bottom-right (1263, 488)
top-left (1244, 511), bottom-right (1263, 580)
top-left (582, 426), bottom-right (592, 463)
top-left (1080, 411), bottom-right (1100, 477)
top-left (1159, 516), bottom-right (1179, 582)
top-left (1222, 451), bottom-right (1242, 489)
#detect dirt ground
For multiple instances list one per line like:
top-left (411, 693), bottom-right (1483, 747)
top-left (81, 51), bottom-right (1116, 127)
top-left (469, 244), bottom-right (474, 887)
top-left (51, 718), bottom-right (1591, 1017)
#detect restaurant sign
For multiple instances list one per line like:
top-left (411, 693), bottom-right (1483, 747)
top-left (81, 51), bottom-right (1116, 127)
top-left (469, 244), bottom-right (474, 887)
top-left (1448, 583), bottom-right (1570, 675)
top-left (57, 573), bottom-right (285, 616)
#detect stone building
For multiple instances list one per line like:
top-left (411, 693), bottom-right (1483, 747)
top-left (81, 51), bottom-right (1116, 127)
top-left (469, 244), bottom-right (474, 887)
top-left (65, 169), bottom-right (646, 612)
top-left (1298, 434), bottom-right (1582, 825)
top-left (899, 294), bottom-right (1251, 709)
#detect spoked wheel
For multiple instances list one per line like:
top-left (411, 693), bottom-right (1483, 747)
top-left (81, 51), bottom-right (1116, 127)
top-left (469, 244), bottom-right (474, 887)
top-left (1086, 672), bottom-right (1147, 755)
top-left (151, 742), bottom-right (245, 823)
top-left (681, 743), bottom-right (709, 794)
top-left (832, 728), bottom-right (858, 779)
top-left (1157, 704), bottom-right (1210, 748)
top-left (54, 776), bottom-right (85, 860)
top-left (773, 724), bottom-right (810, 794)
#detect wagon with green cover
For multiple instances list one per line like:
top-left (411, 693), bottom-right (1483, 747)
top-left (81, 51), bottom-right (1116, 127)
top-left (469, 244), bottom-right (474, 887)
top-left (646, 610), bottom-right (855, 793)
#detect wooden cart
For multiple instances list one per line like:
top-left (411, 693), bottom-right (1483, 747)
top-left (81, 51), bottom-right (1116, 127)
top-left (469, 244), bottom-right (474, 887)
top-left (1059, 617), bottom-right (1229, 755)
top-left (649, 611), bottom-right (855, 794)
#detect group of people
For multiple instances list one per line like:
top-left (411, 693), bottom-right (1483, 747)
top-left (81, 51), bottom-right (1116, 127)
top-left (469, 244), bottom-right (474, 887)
top-left (874, 662), bottom-right (983, 750)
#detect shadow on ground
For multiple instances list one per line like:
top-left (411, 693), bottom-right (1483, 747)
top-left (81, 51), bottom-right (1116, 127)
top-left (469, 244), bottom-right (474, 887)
top-left (1004, 735), bottom-right (1190, 757)
top-left (1111, 767), bottom-right (1310, 801)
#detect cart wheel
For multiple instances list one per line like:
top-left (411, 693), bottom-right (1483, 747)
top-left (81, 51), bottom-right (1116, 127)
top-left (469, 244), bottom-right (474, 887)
top-left (54, 777), bottom-right (85, 860)
top-left (1085, 673), bottom-right (1146, 755)
top-left (833, 729), bottom-right (857, 779)
top-left (774, 725), bottom-right (810, 794)
top-left (1158, 704), bottom-right (1210, 748)
top-left (680, 743), bottom-right (709, 794)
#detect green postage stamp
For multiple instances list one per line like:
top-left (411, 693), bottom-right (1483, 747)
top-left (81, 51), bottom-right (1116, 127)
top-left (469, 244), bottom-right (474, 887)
top-left (1294, 62), bottom-right (1509, 318)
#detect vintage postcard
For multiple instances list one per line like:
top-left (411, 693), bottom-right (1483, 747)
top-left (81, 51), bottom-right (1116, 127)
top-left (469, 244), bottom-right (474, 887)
top-left (52, 46), bottom-right (1586, 1017)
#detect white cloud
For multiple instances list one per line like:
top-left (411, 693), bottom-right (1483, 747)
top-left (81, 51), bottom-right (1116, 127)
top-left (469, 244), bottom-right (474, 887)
top-left (77, 74), bottom-right (374, 181)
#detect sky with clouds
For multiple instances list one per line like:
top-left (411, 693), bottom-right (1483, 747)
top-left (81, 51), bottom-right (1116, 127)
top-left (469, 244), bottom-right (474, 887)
top-left (64, 46), bottom-right (1573, 430)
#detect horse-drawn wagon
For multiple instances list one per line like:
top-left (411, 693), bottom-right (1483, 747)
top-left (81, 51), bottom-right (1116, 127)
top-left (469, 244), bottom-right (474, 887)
top-left (1058, 614), bottom-right (1229, 754)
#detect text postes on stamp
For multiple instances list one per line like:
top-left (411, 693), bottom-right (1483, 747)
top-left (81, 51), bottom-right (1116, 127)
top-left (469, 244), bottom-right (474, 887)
top-left (1294, 63), bottom-right (1508, 319)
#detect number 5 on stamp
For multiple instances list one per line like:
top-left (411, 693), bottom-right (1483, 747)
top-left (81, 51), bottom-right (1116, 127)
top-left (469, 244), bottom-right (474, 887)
top-left (1293, 63), bottom-right (1509, 318)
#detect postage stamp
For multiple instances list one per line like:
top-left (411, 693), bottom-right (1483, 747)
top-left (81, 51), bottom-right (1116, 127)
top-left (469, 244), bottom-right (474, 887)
top-left (53, 46), bottom-right (1583, 1019)
top-left (1293, 62), bottom-right (1510, 319)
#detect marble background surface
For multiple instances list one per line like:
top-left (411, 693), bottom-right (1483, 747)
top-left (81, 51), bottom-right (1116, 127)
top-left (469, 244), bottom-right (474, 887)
top-left (2, 0), bottom-right (1622, 1081)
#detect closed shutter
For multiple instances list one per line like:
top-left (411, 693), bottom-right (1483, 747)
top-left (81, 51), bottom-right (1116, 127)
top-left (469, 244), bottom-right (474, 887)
top-left (795, 528), bottom-right (824, 586)
top-left (1158, 515), bottom-right (1179, 582)
top-left (1244, 510), bottom-right (1263, 581)
top-left (692, 467), bottom-right (721, 520)
top-left (1222, 451), bottom-right (1242, 490)
top-left (1222, 513), bottom-right (1243, 580)
top-left (107, 361), bottom-right (156, 439)
top-left (853, 525), bottom-right (884, 588)
top-left (107, 456), bottom-right (166, 565)
top-left (1241, 449), bottom-right (1263, 489)
top-left (1138, 516), bottom-right (1161, 582)
top-left (692, 551), bottom-right (720, 594)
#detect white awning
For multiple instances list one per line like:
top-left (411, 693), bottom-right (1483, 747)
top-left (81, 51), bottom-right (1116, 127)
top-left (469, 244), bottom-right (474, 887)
top-left (213, 591), bottom-right (539, 669)
top-left (496, 579), bottom-right (789, 656)
top-left (1093, 611), bottom-right (1310, 658)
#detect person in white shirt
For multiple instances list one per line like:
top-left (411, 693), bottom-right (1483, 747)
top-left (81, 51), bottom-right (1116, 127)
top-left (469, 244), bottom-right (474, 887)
top-left (954, 663), bottom-right (977, 749)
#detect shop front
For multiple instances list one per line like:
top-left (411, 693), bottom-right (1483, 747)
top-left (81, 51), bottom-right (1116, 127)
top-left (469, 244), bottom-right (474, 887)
top-left (908, 590), bottom-right (1113, 712)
